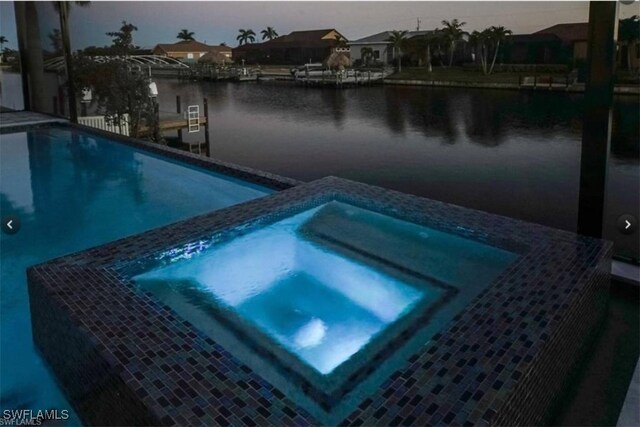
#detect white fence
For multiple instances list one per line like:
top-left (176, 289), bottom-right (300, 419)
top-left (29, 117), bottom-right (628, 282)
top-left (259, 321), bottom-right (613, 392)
top-left (78, 114), bottom-right (130, 136)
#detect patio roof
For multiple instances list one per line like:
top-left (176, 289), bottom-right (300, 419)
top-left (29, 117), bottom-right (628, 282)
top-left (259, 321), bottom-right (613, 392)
top-left (43, 55), bottom-right (190, 72)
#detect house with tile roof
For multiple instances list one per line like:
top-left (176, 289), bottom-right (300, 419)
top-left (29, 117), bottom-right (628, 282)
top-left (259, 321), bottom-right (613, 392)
top-left (348, 30), bottom-right (432, 65)
top-left (153, 40), bottom-right (232, 63)
top-left (502, 33), bottom-right (564, 64)
top-left (500, 23), bottom-right (588, 65)
top-left (535, 23), bottom-right (588, 63)
top-left (232, 29), bottom-right (348, 65)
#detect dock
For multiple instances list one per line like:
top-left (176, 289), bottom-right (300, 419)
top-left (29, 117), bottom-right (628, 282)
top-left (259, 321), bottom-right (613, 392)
top-left (293, 69), bottom-right (389, 87)
top-left (159, 116), bottom-right (207, 132)
top-left (178, 65), bottom-right (259, 82)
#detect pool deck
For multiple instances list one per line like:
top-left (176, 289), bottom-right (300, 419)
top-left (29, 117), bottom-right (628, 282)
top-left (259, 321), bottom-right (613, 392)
top-left (28, 175), bottom-right (612, 426)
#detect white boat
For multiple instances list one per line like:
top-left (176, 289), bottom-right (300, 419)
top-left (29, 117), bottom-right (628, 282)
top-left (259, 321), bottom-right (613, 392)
top-left (231, 67), bottom-right (258, 82)
top-left (294, 67), bottom-right (391, 86)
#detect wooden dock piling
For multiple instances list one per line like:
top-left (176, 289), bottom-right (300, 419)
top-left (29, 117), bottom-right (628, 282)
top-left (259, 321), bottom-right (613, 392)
top-left (176, 95), bottom-right (183, 143)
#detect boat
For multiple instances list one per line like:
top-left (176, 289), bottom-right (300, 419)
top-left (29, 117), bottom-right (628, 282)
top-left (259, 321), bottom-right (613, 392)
top-left (293, 64), bottom-right (393, 87)
top-left (231, 67), bottom-right (259, 82)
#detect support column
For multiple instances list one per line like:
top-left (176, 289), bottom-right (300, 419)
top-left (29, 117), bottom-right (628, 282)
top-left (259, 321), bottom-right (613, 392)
top-left (176, 95), bottom-right (182, 143)
top-left (577, 1), bottom-right (618, 238)
top-left (58, 1), bottom-right (78, 122)
top-left (204, 98), bottom-right (211, 156)
top-left (14, 2), bottom-right (30, 110)
top-left (22, 1), bottom-right (46, 112)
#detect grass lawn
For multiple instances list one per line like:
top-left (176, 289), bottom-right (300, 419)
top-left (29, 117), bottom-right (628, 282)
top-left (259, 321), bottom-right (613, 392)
top-left (387, 67), bottom-right (567, 84)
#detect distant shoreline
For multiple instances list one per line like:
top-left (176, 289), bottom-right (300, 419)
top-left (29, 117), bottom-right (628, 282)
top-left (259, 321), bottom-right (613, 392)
top-left (383, 78), bottom-right (640, 95)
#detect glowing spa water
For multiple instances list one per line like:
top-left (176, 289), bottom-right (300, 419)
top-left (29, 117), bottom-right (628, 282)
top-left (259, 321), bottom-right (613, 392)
top-left (136, 205), bottom-right (431, 374)
top-left (135, 202), bottom-right (517, 375)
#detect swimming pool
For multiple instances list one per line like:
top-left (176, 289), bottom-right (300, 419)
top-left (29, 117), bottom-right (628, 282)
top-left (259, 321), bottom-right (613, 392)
top-left (0, 125), bottom-right (281, 421)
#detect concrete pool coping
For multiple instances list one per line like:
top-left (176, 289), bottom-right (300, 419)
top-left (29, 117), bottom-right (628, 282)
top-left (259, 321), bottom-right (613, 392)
top-left (28, 175), bottom-right (612, 426)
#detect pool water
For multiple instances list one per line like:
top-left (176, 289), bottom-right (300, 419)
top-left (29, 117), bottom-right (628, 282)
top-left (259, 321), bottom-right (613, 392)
top-left (135, 202), bottom-right (517, 388)
top-left (0, 127), bottom-right (271, 421)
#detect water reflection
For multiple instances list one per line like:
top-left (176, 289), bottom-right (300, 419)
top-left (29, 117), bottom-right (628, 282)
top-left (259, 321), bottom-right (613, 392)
top-left (611, 98), bottom-right (640, 162)
top-left (382, 88), bottom-right (407, 135)
top-left (321, 89), bottom-right (346, 128)
top-left (66, 132), bottom-right (145, 204)
top-left (465, 93), bottom-right (506, 146)
top-left (155, 80), bottom-right (638, 258)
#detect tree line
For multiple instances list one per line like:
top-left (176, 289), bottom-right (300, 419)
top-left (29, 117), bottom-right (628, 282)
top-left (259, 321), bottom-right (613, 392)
top-left (377, 15), bottom-right (639, 75)
top-left (382, 20), bottom-right (511, 75)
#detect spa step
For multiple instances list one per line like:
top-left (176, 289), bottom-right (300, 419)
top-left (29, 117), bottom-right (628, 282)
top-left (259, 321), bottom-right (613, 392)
top-left (298, 201), bottom-right (516, 289)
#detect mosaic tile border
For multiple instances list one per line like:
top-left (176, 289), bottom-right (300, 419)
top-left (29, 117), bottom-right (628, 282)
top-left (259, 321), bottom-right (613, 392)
top-left (29, 176), bottom-right (612, 426)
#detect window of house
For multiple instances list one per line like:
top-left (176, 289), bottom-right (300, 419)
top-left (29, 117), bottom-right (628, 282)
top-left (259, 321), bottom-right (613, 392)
top-left (187, 53), bottom-right (194, 59)
top-left (373, 50), bottom-right (380, 59)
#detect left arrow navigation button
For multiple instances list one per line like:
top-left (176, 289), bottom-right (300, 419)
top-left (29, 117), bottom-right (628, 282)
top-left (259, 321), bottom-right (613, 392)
top-left (2, 216), bottom-right (21, 235)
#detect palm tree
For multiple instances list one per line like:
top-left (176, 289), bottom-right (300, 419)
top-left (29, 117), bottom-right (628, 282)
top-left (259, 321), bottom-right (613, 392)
top-left (360, 46), bottom-right (374, 65)
top-left (177, 29), bottom-right (195, 41)
top-left (386, 30), bottom-right (408, 72)
top-left (412, 31), bottom-right (443, 72)
top-left (425, 30), bottom-right (448, 72)
top-left (487, 26), bottom-right (511, 75)
top-left (440, 19), bottom-right (466, 67)
top-left (618, 15), bottom-right (640, 71)
top-left (236, 29), bottom-right (256, 46)
top-left (261, 27), bottom-right (278, 41)
top-left (469, 29), bottom-right (490, 74)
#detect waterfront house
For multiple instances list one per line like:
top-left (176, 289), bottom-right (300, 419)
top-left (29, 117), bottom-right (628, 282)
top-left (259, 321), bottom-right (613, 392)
top-left (153, 40), bottom-right (232, 63)
top-left (232, 29), bottom-right (348, 65)
top-left (502, 33), bottom-right (564, 64)
top-left (535, 23), bottom-right (588, 64)
top-left (348, 31), bottom-right (394, 65)
top-left (348, 30), bottom-right (434, 66)
top-left (500, 23), bottom-right (587, 66)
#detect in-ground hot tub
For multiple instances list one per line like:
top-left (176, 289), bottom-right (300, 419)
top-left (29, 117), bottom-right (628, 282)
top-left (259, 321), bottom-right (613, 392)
top-left (28, 176), bottom-right (611, 426)
top-left (131, 201), bottom-right (518, 422)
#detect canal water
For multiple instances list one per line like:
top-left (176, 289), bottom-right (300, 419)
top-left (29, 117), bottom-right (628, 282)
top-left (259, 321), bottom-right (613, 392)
top-left (156, 80), bottom-right (639, 260)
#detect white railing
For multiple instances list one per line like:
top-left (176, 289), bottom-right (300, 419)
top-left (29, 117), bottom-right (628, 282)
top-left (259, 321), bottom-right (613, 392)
top-left (78, 114), bottom-right (130, 136)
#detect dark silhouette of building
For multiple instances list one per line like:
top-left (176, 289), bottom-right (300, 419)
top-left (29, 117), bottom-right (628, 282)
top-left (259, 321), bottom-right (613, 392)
top-left (503, 22), bottom-right (588, 65)
top-left (232, 29), bottom-right (347, 65)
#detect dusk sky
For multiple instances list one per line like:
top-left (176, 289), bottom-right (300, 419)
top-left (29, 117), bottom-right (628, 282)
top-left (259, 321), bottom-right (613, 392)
top-left (0, 1), bottom-right (638, 51)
